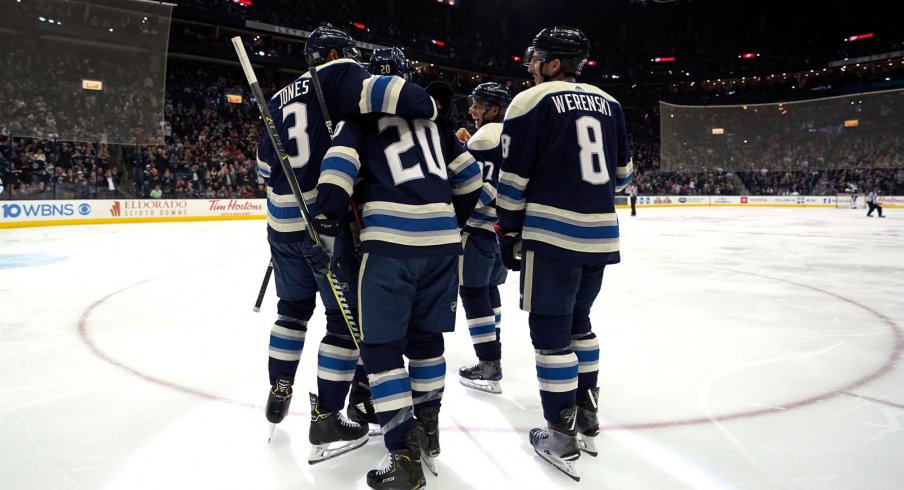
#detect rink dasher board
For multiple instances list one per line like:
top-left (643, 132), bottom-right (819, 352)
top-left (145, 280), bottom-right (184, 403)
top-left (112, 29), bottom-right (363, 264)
top-left (1, 196), bottom-right (900, 229)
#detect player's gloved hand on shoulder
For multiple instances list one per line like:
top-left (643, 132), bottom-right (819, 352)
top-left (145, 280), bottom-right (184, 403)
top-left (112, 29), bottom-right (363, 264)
top-left (495, 223), bottom-right (522, 271)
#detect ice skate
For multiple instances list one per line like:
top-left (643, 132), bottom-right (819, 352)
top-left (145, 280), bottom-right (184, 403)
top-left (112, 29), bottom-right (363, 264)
top-left (458, 360), bottom-right (502, 394)
top-left (529, 407), bottom-right (581, 481)
top-left (414, 406), bottom-right (440, 476)
top-left (308, 393), bottom-right (369, 464)
top-left (266, 376), bottom-right (292, 442)
top-left (348, 385), bottom-right (382, 437)
top-left (366, 429), bottom-right (426, 490)
top-left (575, 387), bottom-right (600, 456)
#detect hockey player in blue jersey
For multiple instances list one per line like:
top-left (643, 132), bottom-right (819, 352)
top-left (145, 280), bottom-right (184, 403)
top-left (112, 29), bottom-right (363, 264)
top-left (312, 65), bottom-right (482, 488)
top-left (496, 26), bottom-right (633, 481)
top-left (255, 26), bottom-right (437, 463)
top-left (455, 82), bottom-right (513, 394)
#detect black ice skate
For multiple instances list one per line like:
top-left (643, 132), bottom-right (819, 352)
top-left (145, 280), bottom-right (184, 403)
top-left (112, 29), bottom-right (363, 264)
top-left (576, 387), bottom-right (600, 457)
top-left (414, 406), bottom-right (440, 476)
top-left (308, 393), bottom-right (369, 464)
top-left (266, 376), bottom-right (292, 442)
top-left (366, 428), bottom-right (426, 490)
top-left (348, 384), bottom-right (382, 437)
top-left (458, 360), bottom-right (502, 394)
top-left (529, 406), bottom-right (581, 481)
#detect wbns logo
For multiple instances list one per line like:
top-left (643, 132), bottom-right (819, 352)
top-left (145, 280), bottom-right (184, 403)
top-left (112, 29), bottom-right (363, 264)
top-left (2, 203), bottom-right (90, 219)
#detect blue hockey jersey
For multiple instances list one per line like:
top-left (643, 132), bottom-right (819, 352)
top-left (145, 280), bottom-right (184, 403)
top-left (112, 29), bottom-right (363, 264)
top-left (256, 58), bottom-right (438, 242)
top-left (497, 81), bottom-right (633, 265)
top-left (316, 114), bottom-right (483, 258)
top-left (462, 122), bottom-right (503, 237)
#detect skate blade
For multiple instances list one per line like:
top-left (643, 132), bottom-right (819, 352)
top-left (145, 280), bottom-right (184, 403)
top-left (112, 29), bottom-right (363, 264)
top-left (367, 425), bottom-right (383, 437)
top-left (268, 423), bottom-right (277, 444)
top-left (535, 449), bottom-right (581, 482)
top-left (421, 454), bottom-right (438, 477)
top-left (307, 434), bottom-right (369, 464)
top-left (578, 434), bottom-right (598, 457)
top-left (459, 377), bottom-right (502, 394)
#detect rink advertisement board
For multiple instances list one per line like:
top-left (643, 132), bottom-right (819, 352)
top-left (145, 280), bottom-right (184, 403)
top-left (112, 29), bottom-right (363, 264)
top-left (635, 195), bottom-right (845, 208)
top-left (0, 199), bottom-right (266, 228)
top-left (2, 196), bottom-right (899, 228)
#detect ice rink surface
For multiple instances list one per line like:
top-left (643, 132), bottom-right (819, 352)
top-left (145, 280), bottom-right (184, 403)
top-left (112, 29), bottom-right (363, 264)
top-left (1, 206), bottom-right (902, 490)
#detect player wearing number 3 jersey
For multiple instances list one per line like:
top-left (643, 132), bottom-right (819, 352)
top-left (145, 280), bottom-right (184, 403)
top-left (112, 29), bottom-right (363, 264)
top-left (496, 25), bottom-right (633, 481)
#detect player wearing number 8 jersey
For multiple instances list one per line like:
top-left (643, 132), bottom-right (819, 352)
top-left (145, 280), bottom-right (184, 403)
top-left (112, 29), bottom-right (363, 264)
top-left (496, 26), bottom-right (633, 481)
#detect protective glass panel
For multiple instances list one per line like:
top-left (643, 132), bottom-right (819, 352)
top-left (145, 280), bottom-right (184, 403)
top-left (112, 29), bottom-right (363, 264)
top-left (659, 89), bottom-right (904, 172)
top-left (0, 0), bottom-right (173, 145)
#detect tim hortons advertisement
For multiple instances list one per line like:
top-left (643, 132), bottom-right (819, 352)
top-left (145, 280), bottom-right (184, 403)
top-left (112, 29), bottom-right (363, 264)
top-left (877, 196), bottom-right (904, 207)
top-left (1, 199), bottom-right (266, 228)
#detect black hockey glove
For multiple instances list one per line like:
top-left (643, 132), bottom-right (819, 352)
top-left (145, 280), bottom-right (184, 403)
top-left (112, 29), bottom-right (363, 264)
top-left (301, 234), bottom-right (330, 277)
top-left (495, 224), bottom-right (522, 271)
top-left (302, 215), bottom-right (340, 277)
top-left (313, 214), bottom-right (340, 252)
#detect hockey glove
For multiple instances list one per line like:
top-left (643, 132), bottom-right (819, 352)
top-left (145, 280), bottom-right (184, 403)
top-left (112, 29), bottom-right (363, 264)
top-left (495, 224), bottom-right (522, 272)
top-left (301, 235), bottom-right (331, 277)
top-left (302, 215), bottom-right (342, 277)
top-left (312, 214), bottom-right (339, 253)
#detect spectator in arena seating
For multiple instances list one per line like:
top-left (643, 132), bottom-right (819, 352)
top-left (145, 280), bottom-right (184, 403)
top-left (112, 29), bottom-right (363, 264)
top-left (100, 169), bottom-right (119, 198)
top-left (149, 184), bottom-right (163, 199)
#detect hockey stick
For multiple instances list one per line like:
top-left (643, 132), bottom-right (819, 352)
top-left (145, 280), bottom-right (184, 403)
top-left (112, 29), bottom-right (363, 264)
top-left (231, 36), bottom-right (362, 349)
top-left (252, 260), bottom-right (273, 312)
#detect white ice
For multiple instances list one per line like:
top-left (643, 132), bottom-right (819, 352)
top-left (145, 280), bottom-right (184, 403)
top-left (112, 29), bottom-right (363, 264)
top-left (1, 206), bottom-right (902, 490)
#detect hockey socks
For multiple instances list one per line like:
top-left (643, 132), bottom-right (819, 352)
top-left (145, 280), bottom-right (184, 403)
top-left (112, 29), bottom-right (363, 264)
top-left (267, 317), bottom-right (307, 386)
top-left (267, 297), bottom-right (315, 385)
top-left (570, 332), bottom-right (599, 402)
top-left (535, 348), bottom-right (579, 422)
top-left (369, 367), bottom-right (415, 452)
top-left (529, 313), bottom-right (579, 422)
top-left (460, 286), bottom-right (501, 361)
top-left (316, 334), bottom-right (360, 412)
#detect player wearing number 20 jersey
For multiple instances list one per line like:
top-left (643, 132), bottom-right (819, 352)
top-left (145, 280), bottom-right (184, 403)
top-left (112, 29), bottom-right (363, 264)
top-left (314, 83), bottom-right (482, 484)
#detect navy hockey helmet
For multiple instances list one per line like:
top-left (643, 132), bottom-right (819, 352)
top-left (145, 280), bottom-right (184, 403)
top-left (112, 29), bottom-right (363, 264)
top-left (367, 47), bottom-right (411, 79)
top-left (305, 25), bottom-right (359, 66)
top-left (524, 26), bottom-right (590, 76)
top-left (470, 82), bottom-right (513, 112)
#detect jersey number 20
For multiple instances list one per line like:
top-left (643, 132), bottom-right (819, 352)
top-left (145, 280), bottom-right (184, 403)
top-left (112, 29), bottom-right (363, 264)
top-left (379, 116), bottom-right (448, 185)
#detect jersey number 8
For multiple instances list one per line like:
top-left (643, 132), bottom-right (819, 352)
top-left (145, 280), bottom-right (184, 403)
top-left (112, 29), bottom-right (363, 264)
top-left (575, 116), bottom-right (610, 185)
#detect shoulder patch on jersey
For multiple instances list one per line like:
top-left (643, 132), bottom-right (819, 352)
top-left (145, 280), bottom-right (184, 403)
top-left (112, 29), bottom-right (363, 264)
top-left (467, 122), bottom-right (503, 152)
